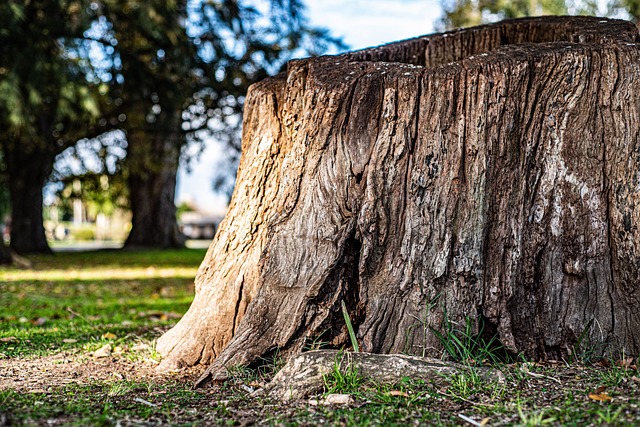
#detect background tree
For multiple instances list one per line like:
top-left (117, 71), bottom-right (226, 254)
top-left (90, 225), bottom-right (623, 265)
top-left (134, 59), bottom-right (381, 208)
top-left (0, 1), bottom-right (105, 254)
top-left (439, 0), bottom-right (640, 29)
top-left (92, 0), bottom-right (344, 248)
top-left (0, 153), bottom-right (10, 264)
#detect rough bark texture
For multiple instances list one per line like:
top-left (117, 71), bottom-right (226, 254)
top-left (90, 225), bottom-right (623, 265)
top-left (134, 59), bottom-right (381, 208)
top-left (158, 17), bottom-right (640, 385)
top-left (124, 109), bottom-right (186, 249)
top-left (261, 350), bottom-right (503, 401)
top-left (4, 146), bottom-right (55, 254)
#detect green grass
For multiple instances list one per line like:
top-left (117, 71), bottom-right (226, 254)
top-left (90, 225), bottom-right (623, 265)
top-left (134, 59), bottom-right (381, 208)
top-left (0, 249), bottom-right (203, 358)
top-left (0, 380), bottom-right (211, 426)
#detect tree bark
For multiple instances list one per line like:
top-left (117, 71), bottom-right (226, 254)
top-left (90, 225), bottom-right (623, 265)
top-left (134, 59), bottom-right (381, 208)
top-left (157, 16), bottom-right (640, 384)
top-left (0, 238), bottom-right (12, 265)
top-left (3, 143), bottom-right (54, 254)
top-left (124, 108), bottom-right (185, 249)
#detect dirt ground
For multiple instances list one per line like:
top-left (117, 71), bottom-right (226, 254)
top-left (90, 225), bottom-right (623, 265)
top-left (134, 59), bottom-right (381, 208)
top-left (0, 351), bottom-right (202, 393)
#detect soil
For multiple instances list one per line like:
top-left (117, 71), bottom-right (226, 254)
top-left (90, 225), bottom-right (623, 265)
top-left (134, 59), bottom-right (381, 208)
top-left (0, 351), bottom-right (203, 393)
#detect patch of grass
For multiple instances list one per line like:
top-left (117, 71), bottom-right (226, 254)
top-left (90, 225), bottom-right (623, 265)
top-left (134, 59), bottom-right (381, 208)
top-left (0, 379), bottom-right (210, 426)
top-left (430, 313), bottom-right (508, 366)
top-left (0, 249), bottom-right (204, 359)
top-left (322, 353), bottom-right (366, 395)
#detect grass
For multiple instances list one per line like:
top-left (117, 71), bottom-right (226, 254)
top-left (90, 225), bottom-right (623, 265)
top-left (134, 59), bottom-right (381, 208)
top-left (1, 248), bottom-right (640, 426)
top-left (0, 249), bottom-right (202, 359)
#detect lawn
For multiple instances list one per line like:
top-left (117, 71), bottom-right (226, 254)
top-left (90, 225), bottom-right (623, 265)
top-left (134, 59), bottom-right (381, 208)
top-left (1, 249), bottom-right (639, 426)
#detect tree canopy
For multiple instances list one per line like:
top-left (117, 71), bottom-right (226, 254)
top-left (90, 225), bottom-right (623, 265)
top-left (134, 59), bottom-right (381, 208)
top-left (0, 0), bottom-right (342, 252)
top-left (439, 0), bottom-right (640, 29)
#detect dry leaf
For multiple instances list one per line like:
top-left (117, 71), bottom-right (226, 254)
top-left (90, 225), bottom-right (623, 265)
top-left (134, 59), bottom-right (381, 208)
top-left (594, 385), bottom-right (607, 394)
top-left (62, 338), bottom-right (78, 343)
top-left (92, 344), bottom-right (112, 358)
top-left (0, 337), bottom-right (17, 342)
top-left (388, 390), bottom-right (410, 397)
top-left (616, 358), bottom-right (634, 369)
top-left (131, 343), bottom-right (150, 351)
top-left (102, 332), bottom-right (117, 340)
top-left (32, 317), bottom-right (47, 326)
top-left (588, 392), bottom-right (613, 402)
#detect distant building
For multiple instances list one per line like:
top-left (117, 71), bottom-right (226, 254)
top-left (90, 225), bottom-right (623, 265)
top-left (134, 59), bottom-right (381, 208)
top-left (179, 211), bottom-right (224, 240)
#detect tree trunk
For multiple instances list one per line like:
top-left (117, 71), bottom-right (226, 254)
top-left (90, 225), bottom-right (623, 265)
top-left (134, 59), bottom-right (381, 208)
top-left (3, 144), bottom-right (54, 254)
top-left (157, 16), bottom-right (640, 385)
top-left (124, 109), bottom-right (185, 249)
top-left (0, 238), bottom-right (12, 265)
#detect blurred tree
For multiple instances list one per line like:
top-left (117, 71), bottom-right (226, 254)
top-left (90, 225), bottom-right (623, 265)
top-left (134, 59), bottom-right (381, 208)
top-left (0, 1), bottom-right (108, 254)
top-left (437, 0), bottom-right (640, 29)
top-left (93, 0), bottom-right (343, 248)
top-left (0, 153), bottom-right (10, 264)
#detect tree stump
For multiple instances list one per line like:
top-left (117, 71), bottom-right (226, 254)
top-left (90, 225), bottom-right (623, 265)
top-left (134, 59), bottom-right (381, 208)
top-left (157, 16), bottom-right (640, 386)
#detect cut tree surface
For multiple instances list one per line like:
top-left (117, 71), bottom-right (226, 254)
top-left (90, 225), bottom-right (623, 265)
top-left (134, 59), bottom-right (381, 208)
top-left (156, 16), bottom-right (640, 387)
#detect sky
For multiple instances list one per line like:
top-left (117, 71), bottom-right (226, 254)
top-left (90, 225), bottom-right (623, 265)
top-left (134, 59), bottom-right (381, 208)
top-left (175, 0), bottom-right (442, 215)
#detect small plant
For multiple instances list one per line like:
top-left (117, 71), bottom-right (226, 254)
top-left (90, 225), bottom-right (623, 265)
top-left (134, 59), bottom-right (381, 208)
top-left (447, 369), bottom-right (483, 399)
top-left (322, 353), bottom-right (365, 395)
top-left (516, 399), bottom-right (557, 426)
top-left (258, 347), bottom-right (286, 376)
top-left (106, 381), bottom-right (132, 397)
top-left (341, 300), bottom-right (359, 352)
top-left (430, 312), bottom-right (503, 365)
top-left (596, 406), bottom-right (623, 424)
top-left (568, 318), bottom-right (605, 364)
top-left (405, 292), bottom-right (441, 357)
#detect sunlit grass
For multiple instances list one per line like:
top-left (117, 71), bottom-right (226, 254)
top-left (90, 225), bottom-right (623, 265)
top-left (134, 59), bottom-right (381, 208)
top-left (0, 249), bottom-right (205, 358)
top-left (0, 266), bottom-right (198, 281)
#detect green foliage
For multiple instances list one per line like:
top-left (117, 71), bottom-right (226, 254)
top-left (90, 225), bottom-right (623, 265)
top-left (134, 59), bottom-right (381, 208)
top-left (341, 300), bottom-right (360, 352)
top-left (438, 0), bottom-right (640, 30)
top-left (0, 1), bottom-right (103, 151)
top-left (322, 354), bottom-right (366, 395)
top-left (430, 313), bottom-right (506, 365)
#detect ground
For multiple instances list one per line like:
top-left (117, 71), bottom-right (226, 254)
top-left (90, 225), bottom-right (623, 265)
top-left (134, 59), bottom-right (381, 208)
top-left (1, 249), bottom-right (639, 426)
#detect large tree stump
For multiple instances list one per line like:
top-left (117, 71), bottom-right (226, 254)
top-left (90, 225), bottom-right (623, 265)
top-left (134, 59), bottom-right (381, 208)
top-left (157, 16), bottom-right (640, 386)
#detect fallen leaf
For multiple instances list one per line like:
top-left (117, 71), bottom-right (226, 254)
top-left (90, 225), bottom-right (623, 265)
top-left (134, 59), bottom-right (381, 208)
top-left (92, 344), bottom-right (112, 358)
top-left (0, 337), bottom-right (17, 342)
top-left (616, 358), bottom-right (634, 369)
top-left (131, 343), bottom-right (150, 351)
top-left (32, 317), bottom-right (47, 326)
top-left (588, 392), bottom-right (613, 402)
top-left (62, 339), bottom-right (78, 343)
top-left (388, 390), bottom-right (410, 397)
top-left (594, 385), bottom-right (607, 394)
top-left (102, 332), bottom-right (117, 340)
